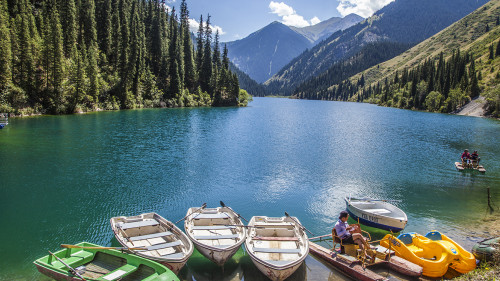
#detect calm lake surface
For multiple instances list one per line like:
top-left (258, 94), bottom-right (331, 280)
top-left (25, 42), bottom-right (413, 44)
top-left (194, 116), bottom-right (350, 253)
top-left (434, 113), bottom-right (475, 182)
top-left (0, 97), bottom-right (499, 280)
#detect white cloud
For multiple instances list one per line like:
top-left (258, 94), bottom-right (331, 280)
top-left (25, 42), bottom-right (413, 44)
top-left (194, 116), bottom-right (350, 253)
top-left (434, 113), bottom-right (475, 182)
top-left (310, 16), bottom-right (321, 26)
top-left (269, 1), bottom-right (295, 17)
top-left (337, 0), bottom-right (395, 18)
top-left (188, 18), bottom-right (226, 35)
top-left (269, 1), bottom-right (320, 28)
top-left (165, 0), bottom-right (175, 3)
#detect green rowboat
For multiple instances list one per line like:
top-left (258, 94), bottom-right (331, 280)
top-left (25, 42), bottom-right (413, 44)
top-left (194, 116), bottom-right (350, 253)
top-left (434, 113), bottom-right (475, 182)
top-left (472, 237), bottom-right (499, 262)
top-left (34, 242), bottom-right (179, 281)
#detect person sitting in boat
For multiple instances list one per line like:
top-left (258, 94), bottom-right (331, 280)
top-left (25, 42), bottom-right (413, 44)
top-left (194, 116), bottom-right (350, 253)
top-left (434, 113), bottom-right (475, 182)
top-left (470, 150), bottom-right (480, 166)
top-left (461, 149), bottom-right (471, 168)
top-left (334, 211), bottom-right (368, 251)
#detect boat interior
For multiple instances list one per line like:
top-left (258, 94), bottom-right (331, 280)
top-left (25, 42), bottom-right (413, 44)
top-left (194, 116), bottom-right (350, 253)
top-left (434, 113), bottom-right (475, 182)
top-left (41, 247), bottom-right (160, 280)
top-left (351, 200), bottom-right (406, 220)
top-left (113, 213), bottom-right (188, 260)
top-left (187, 207), bottom-right (244, 248)
top-left (247, 217), bottom-right (306, 266)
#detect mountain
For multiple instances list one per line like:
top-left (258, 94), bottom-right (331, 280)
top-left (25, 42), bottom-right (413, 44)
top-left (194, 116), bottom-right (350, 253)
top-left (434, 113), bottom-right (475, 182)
top-left (291, 14), bottom-right (364, 43)
top-left (297, 0), bottom-right (500, 117)
top-left (225, 22), bottom-right (312, 83)
top-left (224, 15), bottom-right (363, 83)
top-left (265, 0), bottom-right (490, 96)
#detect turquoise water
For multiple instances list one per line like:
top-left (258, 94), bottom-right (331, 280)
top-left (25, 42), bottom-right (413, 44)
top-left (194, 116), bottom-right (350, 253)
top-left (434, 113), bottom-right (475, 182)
top-left (0, 97), bottom-right (499, 280)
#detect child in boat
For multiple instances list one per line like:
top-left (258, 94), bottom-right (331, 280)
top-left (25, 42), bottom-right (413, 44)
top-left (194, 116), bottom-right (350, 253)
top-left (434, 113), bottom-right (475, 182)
top-left (470, 150), bottom-right (480, 167)
top-left (461, 149), bottom-right (471, 168)
top-left (334, 211), bottom-right (368, 251)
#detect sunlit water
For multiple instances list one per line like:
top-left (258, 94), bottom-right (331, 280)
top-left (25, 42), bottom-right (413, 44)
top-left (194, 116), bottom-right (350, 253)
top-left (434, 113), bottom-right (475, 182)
top-left (0, 97), bottom-right (499, 280)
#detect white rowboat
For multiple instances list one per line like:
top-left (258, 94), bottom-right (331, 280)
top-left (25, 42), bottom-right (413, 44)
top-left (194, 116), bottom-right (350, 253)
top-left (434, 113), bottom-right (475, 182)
top-left (245, 216), bottom-right (309, 281)
top-left (184, 206), bottom-right (246, 266)
top-left (345, 197), bottom-right (407, 232)
top-left (110, 212), bottom-right (193, 274)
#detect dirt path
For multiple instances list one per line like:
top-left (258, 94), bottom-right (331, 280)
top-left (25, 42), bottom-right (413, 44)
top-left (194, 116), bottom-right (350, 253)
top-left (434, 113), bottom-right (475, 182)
top-left (456, 96), bottom-right (487, 117)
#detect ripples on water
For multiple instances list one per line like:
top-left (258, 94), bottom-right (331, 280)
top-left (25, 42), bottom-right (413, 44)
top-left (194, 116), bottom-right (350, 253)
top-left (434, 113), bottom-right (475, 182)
top-left (0, 98), bottom-right (499, 280)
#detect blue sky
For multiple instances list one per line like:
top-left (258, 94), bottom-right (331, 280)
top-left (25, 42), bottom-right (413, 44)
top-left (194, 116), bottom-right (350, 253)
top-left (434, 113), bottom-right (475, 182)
top-left (165, 0), bottom-right (395, 42)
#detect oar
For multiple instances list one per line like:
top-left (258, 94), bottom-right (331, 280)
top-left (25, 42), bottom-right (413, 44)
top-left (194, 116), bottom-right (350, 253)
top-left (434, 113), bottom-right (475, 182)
top-left (60, 244), bottom-right (147, 251)
top-left (220, 201), bottom-right (248, 222)
top-left (284, 212), bottom-right (314, 236)
top-left (214, 224), bottom-right (264, 228)
top-left (48, 251), bottom-right (87, 281)
top-left (175, 203), bottom-right (207, 224)
top-left (358, 198), bottom-right (401, 203)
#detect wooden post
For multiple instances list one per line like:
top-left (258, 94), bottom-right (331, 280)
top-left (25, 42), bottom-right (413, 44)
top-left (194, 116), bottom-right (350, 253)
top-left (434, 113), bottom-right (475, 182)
top-left (487, 187), bottom-right (493, 212)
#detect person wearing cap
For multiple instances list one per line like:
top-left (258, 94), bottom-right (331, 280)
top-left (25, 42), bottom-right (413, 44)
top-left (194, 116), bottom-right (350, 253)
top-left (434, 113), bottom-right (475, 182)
top-left (461, 149), bottom-right (471, 168)
top-left (334, 211), bottom-right (367, 251)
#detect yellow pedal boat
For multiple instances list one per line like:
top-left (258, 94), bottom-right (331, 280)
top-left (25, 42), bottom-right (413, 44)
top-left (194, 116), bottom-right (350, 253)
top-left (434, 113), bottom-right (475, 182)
top-left (380, 231), bottom-right (476, 277)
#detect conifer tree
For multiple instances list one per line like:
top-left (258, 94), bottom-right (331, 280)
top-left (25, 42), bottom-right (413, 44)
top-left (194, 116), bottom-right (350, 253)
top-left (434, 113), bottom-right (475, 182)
top-left (97, 0), bottom-right (112, 58)
top-left (496, 39), bottom-right (500, 57)
top-left (489, 44), bottom-right (494, 60)
top-left (0, 0), bottom-right (12, 90)
top-left (68, 47), bottom-right (87, 111)
top-left (82, 0), bottom-right (97, 48)
top-left (17, 1), bottom-right (35, 97)
top-left (196, 14), bottom-right (203, 74)
top-left (166, 8), bottom-right (181, 101)
top-left (110, 0), bottom-right (121, 66)
top-left (180, 0), bottom-right (195, 92)
top-left (200, 14), bottom-right (212, 95)
top-left (61, 0), bottom-right (76, 57)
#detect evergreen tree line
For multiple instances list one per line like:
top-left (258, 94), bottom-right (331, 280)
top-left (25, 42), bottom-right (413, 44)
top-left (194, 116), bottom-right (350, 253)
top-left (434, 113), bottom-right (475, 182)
top-left (0, 0), bottom-right (250, 115)
top-left (295, 48), bottom-right (486, 114)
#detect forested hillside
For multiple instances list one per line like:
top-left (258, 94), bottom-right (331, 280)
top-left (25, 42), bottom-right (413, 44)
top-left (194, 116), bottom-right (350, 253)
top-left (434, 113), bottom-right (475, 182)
top-left (265, 0), bottom-right (489, 96)
top-left (0, 0), bottom-right (250, 115)
top-left (297, 0), bottom-right (500, 117)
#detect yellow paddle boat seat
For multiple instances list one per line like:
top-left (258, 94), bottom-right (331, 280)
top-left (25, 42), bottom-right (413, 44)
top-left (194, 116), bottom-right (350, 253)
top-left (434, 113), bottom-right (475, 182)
top-left (380, 231), bottom-right (476, 277)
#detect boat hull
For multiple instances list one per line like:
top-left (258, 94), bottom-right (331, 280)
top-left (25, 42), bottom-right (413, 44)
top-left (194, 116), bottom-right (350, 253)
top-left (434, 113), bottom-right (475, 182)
top-left (192, 242), bottom-right (241, 266)
top-left (33, 242), bottom-right (178, 281)
top-left (184, 206), bottom-right (246, 266)
top-left (245, 216), bottom-right (308, 281)
top-left (110, 213), bottom-right (193, 275)
top-left (248, 253), bottom-right (303, 281)
top-left (380, 231), bottom-right (476, 277)
top-left (455, 162), bottom-right (486, 173)
top-left (345, 199), bottom-right (406, 232)
top-left (472, 237), bottom-right (499, 262)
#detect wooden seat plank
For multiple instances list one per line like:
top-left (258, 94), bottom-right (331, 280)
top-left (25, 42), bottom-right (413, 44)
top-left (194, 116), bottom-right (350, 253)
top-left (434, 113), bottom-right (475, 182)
top-left (194, 234), bottom-right (239, 240)
top-left (129, 231), bottom-right (172, 242)
top-left (253, 247), bottom-right (301, 254)
top-left (119, 220), bottom-right (159, 230)
top-left (253, 236), bottom-right (299, 241)
top-left (146, 240), bottom-right (182, 251)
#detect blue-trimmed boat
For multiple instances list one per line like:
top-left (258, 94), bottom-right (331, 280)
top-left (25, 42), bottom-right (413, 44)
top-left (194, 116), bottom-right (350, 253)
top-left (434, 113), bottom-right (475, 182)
top-left (344, 197), bottom-right (407, 232)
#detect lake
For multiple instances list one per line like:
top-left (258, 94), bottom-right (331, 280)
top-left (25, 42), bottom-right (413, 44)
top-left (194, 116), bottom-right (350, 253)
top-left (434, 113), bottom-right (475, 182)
top-left (0, 97), bottom-right (499, 280)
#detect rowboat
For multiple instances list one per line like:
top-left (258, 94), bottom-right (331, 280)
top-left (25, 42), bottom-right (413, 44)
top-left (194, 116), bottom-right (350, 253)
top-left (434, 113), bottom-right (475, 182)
top-left (380, 231), bottom-right (476, 277)
top-left (472, 237), bottom-right (499, 262)
top-left (110, 212), bottom-right (193, 274)
top-left (455, 161), bottom-right (486, 173)
top-left (33, 242), bottom-right (179, 281)
top-left (184, 205), bottom-right (246, 266)
top-left (344, 197), bottom-right (407, 232)
top-left (245, 216), bottom-right (309, 281)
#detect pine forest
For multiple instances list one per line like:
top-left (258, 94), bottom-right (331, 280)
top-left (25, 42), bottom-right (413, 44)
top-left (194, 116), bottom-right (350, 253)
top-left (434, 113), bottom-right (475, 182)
top-left (0, 0), bottom-right (252, 115)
